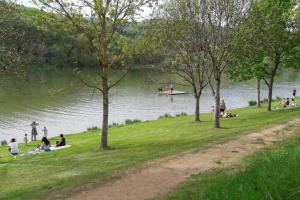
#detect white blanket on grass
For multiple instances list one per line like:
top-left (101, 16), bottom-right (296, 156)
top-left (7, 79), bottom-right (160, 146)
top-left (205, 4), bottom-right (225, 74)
top-left (20, 145), bottom-right (71, 156)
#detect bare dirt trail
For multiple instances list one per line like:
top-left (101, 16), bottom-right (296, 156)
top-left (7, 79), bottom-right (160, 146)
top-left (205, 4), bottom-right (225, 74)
top-left (67, 118), bottom-right (300, 200)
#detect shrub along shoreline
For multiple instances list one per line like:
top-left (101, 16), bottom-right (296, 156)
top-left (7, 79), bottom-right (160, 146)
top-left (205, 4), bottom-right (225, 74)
top-left (0, 99), bottom-right (300, 200)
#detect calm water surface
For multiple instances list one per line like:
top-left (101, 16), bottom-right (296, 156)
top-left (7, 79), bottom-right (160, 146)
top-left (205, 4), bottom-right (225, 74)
top-left (0, 69), bottom-right (299, 142)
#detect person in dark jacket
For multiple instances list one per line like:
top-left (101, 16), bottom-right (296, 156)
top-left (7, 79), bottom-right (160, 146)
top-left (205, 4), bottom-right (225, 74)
top-left (56, 134), bottom-right (66, 147)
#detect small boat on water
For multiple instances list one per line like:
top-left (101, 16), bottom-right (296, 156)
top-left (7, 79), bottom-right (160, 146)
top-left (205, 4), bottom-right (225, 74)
top-left (158, 90), bottom-right (188, 95)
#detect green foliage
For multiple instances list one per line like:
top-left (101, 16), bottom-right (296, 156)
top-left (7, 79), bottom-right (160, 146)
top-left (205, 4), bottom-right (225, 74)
top-left (0, 140), bottom-right (7, 146)
top-left (125, 119), bottom-right (142, 125)
top-left (158, 113), bottom-right (174, 119)
top-left (86, 126), bottom-right (99, 131)
top-left (175, 112), bottom-right (187, 117)
top-left (228, 0), bottom-right (298, 81)
top-left (248, 100), bottom-right (257, 106)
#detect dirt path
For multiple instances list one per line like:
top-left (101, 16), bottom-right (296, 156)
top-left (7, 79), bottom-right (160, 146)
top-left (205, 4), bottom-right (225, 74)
top-left (67, 118), bottom-right (300, 200)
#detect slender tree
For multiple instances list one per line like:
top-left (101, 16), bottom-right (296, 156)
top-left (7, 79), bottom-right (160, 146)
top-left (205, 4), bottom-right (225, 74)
top-left (165, 0), bottom-right (250, 128)
top-left (158, 0), bottom-right (209, 122)
top-left (33, 0), bottom-right (156, 149)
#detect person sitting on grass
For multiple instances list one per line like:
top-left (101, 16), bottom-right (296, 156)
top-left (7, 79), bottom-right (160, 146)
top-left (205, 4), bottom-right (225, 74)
top-left (285, 98), bottom-right (291, 108)
top-left (41, 137), bottom-right (51, 152)
top-left (291, 98), bottom-right (297, 107)
top-left (56, 134), bottom-right (66, 147)
top-left (280, 98), bottom-right (286, 107)
top-left (7, 138), bottom-right (19, 158)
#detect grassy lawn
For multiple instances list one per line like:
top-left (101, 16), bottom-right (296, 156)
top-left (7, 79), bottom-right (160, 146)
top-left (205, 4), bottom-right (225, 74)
top-left (0, 99), bottom-right (300, 200)
top-left (161, 128), bottom-right (300, 200)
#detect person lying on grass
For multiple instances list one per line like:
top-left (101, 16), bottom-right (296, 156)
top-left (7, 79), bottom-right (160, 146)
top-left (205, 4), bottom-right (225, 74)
top-left (7, 138), bottom-right (19, 158)
top-left (56, 134), bottom-right (66, 147)
top-left (220, 112), bottom-right (237, 118)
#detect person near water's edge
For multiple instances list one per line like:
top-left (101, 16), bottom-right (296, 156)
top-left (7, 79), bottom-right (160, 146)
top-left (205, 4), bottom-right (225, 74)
top-left (30, 121), bottom-right (38, 141)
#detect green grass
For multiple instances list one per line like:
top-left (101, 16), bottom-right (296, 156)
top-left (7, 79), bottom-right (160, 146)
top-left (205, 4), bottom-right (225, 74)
top-left (161, 126), bottom-right (300, 200)
top-left (0, 99), bottom-right (300, 200)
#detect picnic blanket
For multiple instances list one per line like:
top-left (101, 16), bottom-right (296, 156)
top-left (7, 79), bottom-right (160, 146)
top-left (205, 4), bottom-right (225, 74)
top-left (20, 145), bottom-right (71, 156)
top-left (50, 144), bottom-right (71, 151)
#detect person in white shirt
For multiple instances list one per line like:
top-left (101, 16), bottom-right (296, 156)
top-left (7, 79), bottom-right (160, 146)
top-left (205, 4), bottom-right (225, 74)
top-left (7, 138), bottom-right (20, 158)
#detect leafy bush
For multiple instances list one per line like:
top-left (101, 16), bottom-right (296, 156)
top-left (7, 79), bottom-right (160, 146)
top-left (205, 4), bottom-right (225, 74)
top-left (1, 140), bottom-right (7, 146)
top-left (248, 100), bottom-right (257, 106)
top-left (125, 119), bottom-right (142, 125)
top-left (158, 113), bottom-right (174, 119)
top-left (87, 126), bottom-right (99, 131)
top-left (108, 122), bottom-right (123, 128)
top-left (175, 112), bottom-right (188, 117)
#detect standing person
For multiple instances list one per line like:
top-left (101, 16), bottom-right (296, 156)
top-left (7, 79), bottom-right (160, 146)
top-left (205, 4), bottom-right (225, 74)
top-left (293, 88), bottom-right (296, 97)
top-left (30, 121), bottom-right (38, 141)
top-left (42, 126), bottom-right (48, 138)
top-left (7, 138), bottom-right (19, 158)
top-left (24, 134), bottom-right (28, 146)
top-left (220, 99), bottom-right (227, 115)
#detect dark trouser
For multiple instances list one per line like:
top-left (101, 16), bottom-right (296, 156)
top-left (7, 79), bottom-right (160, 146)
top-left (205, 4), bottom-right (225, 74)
top-left (31, 134), bottom-right (37, 141)
top-left (31, 127), bottom-right (38, 141)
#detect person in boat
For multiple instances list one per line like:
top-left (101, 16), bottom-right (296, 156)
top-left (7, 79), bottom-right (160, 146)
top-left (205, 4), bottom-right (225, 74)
top-left (220, 99), bottom-right (226, 115)
top-left (170, 84), bottom-right (174, 94)
top-left (30, 121), bottom-right (38, 141)
top-left (56, 134), bottom-right (66, 147)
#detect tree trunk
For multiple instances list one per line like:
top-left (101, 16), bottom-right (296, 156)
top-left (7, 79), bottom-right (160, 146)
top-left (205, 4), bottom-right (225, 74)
top-left (267, 54), bottom-right (280, 112)
top-left (257, 79), bottom-right (261, 107)
top-left (195, 95), bottom-right (201, 122)
top-left (214, 79), bottom-right (221, 128)
top-left (267, 75), bottom-right (274, 112)
top-left (101, 78), bottom-right (109, 150)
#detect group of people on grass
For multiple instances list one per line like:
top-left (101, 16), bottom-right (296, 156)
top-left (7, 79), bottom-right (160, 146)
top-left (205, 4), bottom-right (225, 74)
top-left (280, 88), bottom-right (297, 108)
top-left (280, 97), bottom-right (297, 108)
top-left (211, 99), bottom-right (237, 118)
top-left (7, 121), bottom-right (67, 157)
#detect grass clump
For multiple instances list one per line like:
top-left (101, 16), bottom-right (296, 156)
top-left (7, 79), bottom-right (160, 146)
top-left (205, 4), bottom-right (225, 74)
top-left (159, 113), bottom-right (173, 119)
top-left (248, 100), bottom-right (257, 106)
top-left (87, 126), bottom-right (99, 131)
top-left (125, 119), bottom-right (142, 125)
top-left (175, 112), bottom-right (188, 117)
top-left (1, 140), bottom-right (7, 146)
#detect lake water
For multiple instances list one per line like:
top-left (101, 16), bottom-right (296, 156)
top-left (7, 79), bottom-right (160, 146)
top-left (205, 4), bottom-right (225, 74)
top-left (0, 69), bottom-right (299, 142)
